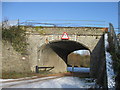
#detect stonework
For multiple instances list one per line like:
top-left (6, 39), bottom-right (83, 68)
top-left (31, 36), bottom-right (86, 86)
top-left (2, 27), bottom-right (106, 73)
top-left (37, 44), bottom-right (67, 73)
top-left (25, 27), bottom-right (106, 35)
top-left (2, 41), bottom-right (30, 73)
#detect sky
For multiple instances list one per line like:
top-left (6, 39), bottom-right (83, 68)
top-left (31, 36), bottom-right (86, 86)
top-left (2, 2), bottom-right (119, 33)
top-left (1, 0), bottom-right (120, 2)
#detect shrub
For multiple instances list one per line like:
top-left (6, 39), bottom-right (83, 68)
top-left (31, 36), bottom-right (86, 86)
top-left (2, 25), bottom-right (29, 54)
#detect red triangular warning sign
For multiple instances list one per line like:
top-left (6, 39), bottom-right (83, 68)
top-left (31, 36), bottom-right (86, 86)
top-left (61, 32), bottom-right (69, 40)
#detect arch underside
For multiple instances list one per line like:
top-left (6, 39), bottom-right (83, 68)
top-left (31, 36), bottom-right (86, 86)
top-left (48, 40), bottom-right (90, 63)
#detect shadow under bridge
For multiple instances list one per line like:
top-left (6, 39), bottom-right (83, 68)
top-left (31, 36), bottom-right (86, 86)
top-left (37, 40), bottom-right (90, 73)
top-left (47, 40), bottom-right (90, 64)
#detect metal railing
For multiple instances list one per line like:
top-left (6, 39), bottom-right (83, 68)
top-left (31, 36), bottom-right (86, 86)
top-left (4, 19), bottom-right (109, 28)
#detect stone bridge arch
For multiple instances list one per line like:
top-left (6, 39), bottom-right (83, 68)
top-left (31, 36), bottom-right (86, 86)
top-left (37, 40), bottom-right (90, 73)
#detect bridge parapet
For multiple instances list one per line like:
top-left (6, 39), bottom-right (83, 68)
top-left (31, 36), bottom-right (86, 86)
top-left (23, 26), bottom-right (107, 35)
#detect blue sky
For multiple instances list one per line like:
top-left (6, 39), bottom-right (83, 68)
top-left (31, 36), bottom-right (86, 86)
top-left (2, 2), bottom-right (119, 32)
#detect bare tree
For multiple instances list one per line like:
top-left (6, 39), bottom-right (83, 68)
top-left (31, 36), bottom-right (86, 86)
top-left (2, 18), bottom-right (10, 29)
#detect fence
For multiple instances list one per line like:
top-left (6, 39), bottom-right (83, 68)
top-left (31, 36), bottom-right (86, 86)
top-left (22, 20), bottom-right (109, 27)
top-left (3, 19), bottom-right (109, 28)
top-left (109, 23), bottom-right (119, 53)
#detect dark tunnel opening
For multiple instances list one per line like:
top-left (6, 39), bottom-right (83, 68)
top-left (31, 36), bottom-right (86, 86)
top-left (48, 40), bottom-right (90, 64)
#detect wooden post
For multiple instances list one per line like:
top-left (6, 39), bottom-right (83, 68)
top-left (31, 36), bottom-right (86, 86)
top-left (36, 66), bottom-right (39, 73)
top-left (18, 19), bottom-right (20, 29)
top-left (72, 66), bottom-right (74, 72)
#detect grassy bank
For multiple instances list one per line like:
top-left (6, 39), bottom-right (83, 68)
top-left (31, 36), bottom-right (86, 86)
top-left (2, 70), bottom-right (54, 79)
top-left (2, 72), bottom-right (36, 79)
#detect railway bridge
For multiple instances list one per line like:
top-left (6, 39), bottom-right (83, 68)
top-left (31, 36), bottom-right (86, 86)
top-left (2, 23), bottom-right (118, 88)
top-left (26, 26), bottom-right (108, 80)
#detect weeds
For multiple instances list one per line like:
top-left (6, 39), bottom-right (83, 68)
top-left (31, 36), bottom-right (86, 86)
top-left (2, 72), bottom-right (35, 79)
top-left (2, 26), bottom-right (29, 54)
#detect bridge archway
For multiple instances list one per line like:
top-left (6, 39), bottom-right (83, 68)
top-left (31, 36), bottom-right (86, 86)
top-left (37, 40), bottom-right (91, 73)
top-left (48, 40), bottom-right (90, 63)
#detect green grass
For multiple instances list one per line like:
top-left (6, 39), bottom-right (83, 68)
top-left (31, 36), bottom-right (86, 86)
top-left (2, 71), bottom-right (54, 79)
top-left (2, 72), bottom-right (36, 79)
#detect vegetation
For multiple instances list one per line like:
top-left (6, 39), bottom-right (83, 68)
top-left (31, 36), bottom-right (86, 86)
top-left (2, 20), bottom-right (29, 54)
top-left (2, 71), bottom-right (53, 79)
top-left (110, 50), bottom-right (120, 89)
top-left (2, 72), bottom-right (35, 79)
top-left (35, 26), bottom-right (46, 34)
top-left (68, 53), bottom-right (90, 68)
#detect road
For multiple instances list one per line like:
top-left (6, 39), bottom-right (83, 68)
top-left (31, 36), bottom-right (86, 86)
top-left (1, 67), bottom-right (96, 88)
top-left (1, 75), bottom-right (95, 88)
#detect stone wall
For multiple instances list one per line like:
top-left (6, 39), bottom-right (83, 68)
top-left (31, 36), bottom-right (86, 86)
top-left (27, 34), bottom-right (101, 51)
top-left (37, 44), bottom-right (67, 73)
top-left (90, 35), bottom-right (107, 87)
top-left (2, 26), bottom-right (106, 73)
top-left (23, 26), bottom-right (105, 72)
top-left (26, 35), bottom-right (46, 72)
top-left (26, 34), bottom-right (101, 72)
top-left (24, 26), bottom-right (106, 35)
top-left (2, 41), bottom-right (31, 73)
top-left (76, 35), bottom-right (101, 51)
top-left (1, 34), bottom-right (103, 73)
